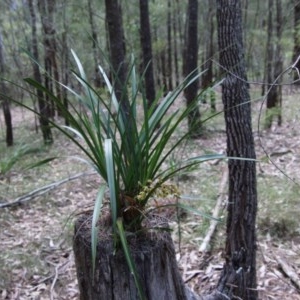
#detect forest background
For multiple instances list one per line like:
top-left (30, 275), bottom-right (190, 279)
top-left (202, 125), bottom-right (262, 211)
top-left (1, 0), bottom-right (300, 299)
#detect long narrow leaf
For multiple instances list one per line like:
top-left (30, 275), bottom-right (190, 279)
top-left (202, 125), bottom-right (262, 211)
top-left (71, 49), bottom-right (87, 81)
top-left (159, 203), bottom-right (221, 221)
top-left (24, 157), bottom-right (57, 170)
top-left (98, 65), bottom-right (126, 135)
top-left (91, 185), bottom-right (106, 277)
top-left (104, 139), bottom-right (117, 231)
top-left (186, 155), bottom-right (259, 163)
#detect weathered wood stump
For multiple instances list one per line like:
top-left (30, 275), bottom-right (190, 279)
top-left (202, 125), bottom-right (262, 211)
top-left (73, 213), bottom-right (196, 300)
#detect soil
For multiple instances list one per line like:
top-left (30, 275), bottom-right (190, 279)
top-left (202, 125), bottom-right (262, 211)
top-left (1, 91), bottom-right (300, 300)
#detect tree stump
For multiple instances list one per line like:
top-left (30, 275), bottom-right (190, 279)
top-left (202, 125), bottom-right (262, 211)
top-left (73, 213), bottom-right (194, 300)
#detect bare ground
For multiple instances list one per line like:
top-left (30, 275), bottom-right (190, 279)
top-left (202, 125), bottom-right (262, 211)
top-left (1, 90), bottom-right (300, 300)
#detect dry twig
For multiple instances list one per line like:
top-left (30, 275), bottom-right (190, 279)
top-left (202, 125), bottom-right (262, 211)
top-left (0, 171), bottom-right (96, 208)
top-left (50, 260), bottom-right (71, 300)
top-left (199, 167), bottom-right (228, 252)
top-left (275, 255), bottom-right (300, 290)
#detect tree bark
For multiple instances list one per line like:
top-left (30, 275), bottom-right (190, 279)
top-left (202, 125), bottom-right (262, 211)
top-left (201, 0), bottom-right (216, 112)
top-left (172, 7), bottom-right (180, 86)
top-left (105, 0), bottom-right (130, 114)
top-left (152, 26), bottom-right (160, 88)
top-left (87, 0), bottom-right (102, 88)
top-left (166, 0), bottom-right (173, 91)
top-left (293, 0), bottom-right (300, 82)
top-left (216, 1), bottom-right (258, 299)
top-left (0, 30), bottom-right (13, 146)
top-left (274, 0), bottom-right (283, 126)
top-left (264, 0), bottom-right (283, 128)
top-left (38, 0), bottom-right (61, 117)
top-left (160, 50), bottom-right (168, 95)
top-left (175, 0), bottom-right (185, 83)
top-left (264, 0), bottom-right (276, 129)
top-left (73, 214), bottom-right (195, 300)
top-left (2, 97), bottom-right (13, 147)
top-left (139, 0), bottom-right (156, 107)
top-left (28, 0), bottom-right (53, 145)
top-left (61, 7), bottom-right (70, 126)
top-left (184, 0), bottom-right (201, 138)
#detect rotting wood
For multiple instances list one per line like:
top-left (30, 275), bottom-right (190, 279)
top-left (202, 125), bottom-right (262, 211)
top-left (73, 213), bottom-right (230, 300)
top-left (0, 171), bottom-right (96, 208)
top-left (199, 167), bottom-right (228, 252)
top-left (74, 213), bottom-right (191, 300)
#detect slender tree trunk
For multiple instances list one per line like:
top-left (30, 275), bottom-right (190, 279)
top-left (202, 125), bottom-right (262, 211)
top-left (105, 0), bottom-right (130, 114)
top-left (261, 1), bottom-right (269, 96)
top-left (139, 0), bottom-right (156, 107)
top-left (201, 0), bottom-right (215, 112)
top-left (87, 0), bottom-right (102, 88)
top-left (265, 0), bottom-right (277, 129)
top-left (28, 0), bottom-right (53, 145)
top-left (245, 0), bottom-right (260, 81)
top-left (160, 50), bottom-right (168, 94)
top-left (274, 0), bottom-right (283, 126)
top-left (216, 1), bottom-right (258, 299)
top-left (0, 31), bottom-right (13, 146)
top-left (166, 0), bottom-right (173, 91)
top-left (7, 8), bottom-right (26, 101)
top-left (243, 0), bottom-right (249, 38)
top-left (265, 0), bottom-right (283, 128)
top-left (38, 0), bottom-right (61, 117)
top-left (2, 96), bottom-right (13, 147)
top-left (61, 6), bottom-right (69, 126)
top-left (184, 0), bottom-right (201, 138)
top-left (293, 0), bottom-right (300, 82)
top-left (152, 26), bottom-right (161, 88)
top-left (172, 0), bottom-right (180, 86)
top-left (175, 0), bottom-right (185, 80)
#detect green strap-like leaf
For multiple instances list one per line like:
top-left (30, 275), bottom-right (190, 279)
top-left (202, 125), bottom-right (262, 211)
top-left (91, 185), bottom-right (106, 277)
top-left (105, 139), bottom-right (118, 231)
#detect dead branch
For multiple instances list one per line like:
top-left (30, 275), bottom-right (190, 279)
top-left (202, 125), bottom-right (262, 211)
top-left (275, 255), bottom-right (300, 290)
top-left (199, 167), bottom-right (228, 252)
top-left (50, 259), bottom-right (71, 300)
top-left (0, 171), bottom-right (96, 208)
top-left (186, 287), bottom-right (231, 300)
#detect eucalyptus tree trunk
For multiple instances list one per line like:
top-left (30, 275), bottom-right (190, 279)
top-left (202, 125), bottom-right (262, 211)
top-left (293, 0), bottom-right (300, 82)
top-left (27, 0), bottom-right (53, 145)
top-left (216, 1), bottom-right (258, 299)
top-left (264, 0), bottom-right (276, 129)
top-left (245, 0), bottom-right (261, 81)
top-left (139, 0), bottom-right (156, 107)
top-left (152, 24), bottom-right (161, 88)
top-left (1, 94), bottom-right (13, 147)
top-left (38, 0), bottom-right (61, 117)
top-left (0, 31), bottom-right (13, 146)
top-left (273, 0), bottom-right (283, 126)
top-left (264, 0), bottom-right (283, 128)
top-left (105, 0), bottom-right (130, 114)
top-left (201, 0), bottom-right (215, 112)
top-left (174, 0), bottom-right (185, 81)
top-left (61, 4), bottom-right (69, 126)
top-left (265, 0), bottom-right (274, 93)
top-left (166, 0), bottom-right (173, 91)
top-left (160, 50), bottom-right (168, 94)
top-left (172, 8), bottom-right (180, 86)
top-left (87, 0), bottom-right (102, 88)
top-left (183, 0), bottom-right (201, 138)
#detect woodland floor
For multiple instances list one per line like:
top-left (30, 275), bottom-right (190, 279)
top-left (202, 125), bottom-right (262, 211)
top-left (1, 86), bottom-right (300, 299)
